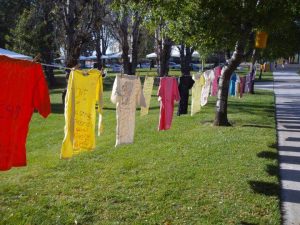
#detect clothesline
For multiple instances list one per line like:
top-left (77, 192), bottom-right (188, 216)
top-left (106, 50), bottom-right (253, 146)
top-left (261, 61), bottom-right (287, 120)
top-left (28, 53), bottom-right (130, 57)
top-left (39, 63), bottom-right (210, 78)
top-left (1, 55), bottom-right (255, 170)
top-left (40, 63), bottom-right (72, 70)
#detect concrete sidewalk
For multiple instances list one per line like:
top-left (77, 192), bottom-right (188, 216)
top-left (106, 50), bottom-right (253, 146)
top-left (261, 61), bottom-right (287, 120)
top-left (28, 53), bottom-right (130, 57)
top-left (257, 65), bottom-right (300, 225)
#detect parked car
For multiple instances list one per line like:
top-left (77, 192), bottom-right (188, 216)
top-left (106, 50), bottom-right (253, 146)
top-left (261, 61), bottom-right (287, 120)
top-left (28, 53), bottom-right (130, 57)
top-left (112, 64), bottom-right (122, 72)
top-left (169, 62), bottom-right (181, 69)
top-left (190, 63), bottom-right (200, 71)
top-left (137, 63), bottom-right (150, 68)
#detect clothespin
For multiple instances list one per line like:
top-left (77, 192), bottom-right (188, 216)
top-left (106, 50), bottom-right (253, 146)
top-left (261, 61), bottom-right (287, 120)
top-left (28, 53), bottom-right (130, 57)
top-left (82, 70), bottom-right (89, 76)
top-left (72, 64), bottom-right (80, 70)
top-left (33, 53), bottom-right (41, 63)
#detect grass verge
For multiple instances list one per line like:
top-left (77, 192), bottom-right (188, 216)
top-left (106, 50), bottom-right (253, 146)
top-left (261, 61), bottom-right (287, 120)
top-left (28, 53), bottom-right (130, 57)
top-left (0, 79), bottom-right (279, 225)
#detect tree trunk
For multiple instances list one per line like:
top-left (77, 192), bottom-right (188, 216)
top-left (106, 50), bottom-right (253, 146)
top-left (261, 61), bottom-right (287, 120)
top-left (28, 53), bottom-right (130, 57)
top-left (101, 26), bottom-right (109, 55)
top-left (119, 13), bottom-right (130, 75)
top-left (179, 44), bottom-right (193, 76)
top-left (65, 33), bottom-right (83, 68)
top-left (131, 33), bottom-right (139, 75)
top-left (155, 28), bottom-right (162, 76)
top-left (94, 32), bottom-right (103, 69)
top-left (249, 49), bottom-right (257, 94)
top-left (159, 37), bottom-right (172, 76)
top-left (130, 14), bottom-right (142, 75)
top-left (63, 31), bottom-right (85, 104)
top-left (214, 39), bottom-right (247, 126)
top-left (43, 65), bottom-right (56, 88)
top-left (42, 7), bottom-right (57, 88)
top-left (121, 37), bottom-right (130, 74)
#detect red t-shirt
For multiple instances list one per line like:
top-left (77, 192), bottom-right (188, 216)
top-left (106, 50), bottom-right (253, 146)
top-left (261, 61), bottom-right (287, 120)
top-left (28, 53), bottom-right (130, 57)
top-left (0, 55), bottom-right (51, 171)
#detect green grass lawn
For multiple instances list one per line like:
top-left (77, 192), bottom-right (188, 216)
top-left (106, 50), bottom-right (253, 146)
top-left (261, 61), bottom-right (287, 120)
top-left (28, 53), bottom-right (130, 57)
top-left (0, 77), bottom-right (280, 225)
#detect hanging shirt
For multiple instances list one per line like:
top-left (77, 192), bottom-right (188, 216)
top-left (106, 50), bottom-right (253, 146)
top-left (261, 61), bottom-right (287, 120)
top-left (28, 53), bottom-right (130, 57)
top-left (209, 70), bottom-right (215, 96)
top-left (140, 76), bottom-right (154, 116)
top-left (158, 77), bottom-right (180, 131)
top-left (111, 75), bottom-right (146, 146)
top-left (249, 69), bottom-right (256, 93)
top-left (245, 74), bottom-right (251, 93)
top-left (235, 74), bottom-right (240, 97)
top-left (0, 55), bottom-right (51, 171)
top-left (239, 76), bottom-right (246, 98)
top-left (177, 76), bottom-right (195, 115)
top-left (191, 73), bottom-right (205, 116)
top-left (201, 70), bottom-right (213, 106)
top-left (229, 72), bottom-right (237, 96)
top-left (211, 66), bottom-right (222, 96)
top-left (61, 69), bottom-right (103, 159)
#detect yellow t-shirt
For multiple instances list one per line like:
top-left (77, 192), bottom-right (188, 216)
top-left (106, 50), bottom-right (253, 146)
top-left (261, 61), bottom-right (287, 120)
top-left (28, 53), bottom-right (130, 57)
top-left (191, 73), bottom-right (205, 116)
top-left (61, 69), bottom-right (103, 159)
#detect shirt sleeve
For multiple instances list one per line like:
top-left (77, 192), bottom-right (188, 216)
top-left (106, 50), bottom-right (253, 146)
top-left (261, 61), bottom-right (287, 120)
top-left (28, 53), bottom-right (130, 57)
top-left (110, 75), bottom-right (120, 104)
top-left (189, 77), bottom-right (195, 89)
top-left (173, 78), bottom-right (180, 102)
top-left (136, 78), bottom-right (146, 107)
top-left (33, 64), bottom-right (51, 118)
top-left (96, 73), bottom-right (104, 136)
top-left (157, 78), bottom-right (163, 102)
top-left (96, 72), bottom-right (104, 114)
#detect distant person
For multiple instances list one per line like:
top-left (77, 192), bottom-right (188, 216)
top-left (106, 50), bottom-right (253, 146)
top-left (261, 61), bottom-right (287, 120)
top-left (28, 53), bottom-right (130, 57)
top-left (274, 62), bottom-right (277, 70)
top-left (282, 59), bottom-right (285, 68)
top-left (150, 60), bottom-right (154, 70)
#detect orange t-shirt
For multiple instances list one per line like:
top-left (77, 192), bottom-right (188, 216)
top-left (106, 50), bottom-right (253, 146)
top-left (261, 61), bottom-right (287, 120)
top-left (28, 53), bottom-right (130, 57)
top-left (0, 55), bottom-right (51, 171)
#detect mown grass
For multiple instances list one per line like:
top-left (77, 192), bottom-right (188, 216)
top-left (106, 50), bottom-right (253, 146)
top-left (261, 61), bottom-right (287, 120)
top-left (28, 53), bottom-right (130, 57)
top-left (0, 75), bottom-right (279, 225)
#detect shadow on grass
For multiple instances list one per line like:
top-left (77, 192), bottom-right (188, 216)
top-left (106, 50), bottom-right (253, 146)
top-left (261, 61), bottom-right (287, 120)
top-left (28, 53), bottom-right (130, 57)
top-left (243, 124), bottom-right (274, 129)
top-left (103, 107), bottom-right (116, 111)
top-left (251, 91), bottom-right (273, 95)
top-left (266, 164), bottom-right (279, 177)
top-left (103, 76), bottom-right (115, 90)
top-left (257, 151), bottom-right (278, 160)
top-left (51, 103), bottom-right (64, 114)
top-left (239, 222), bottom-right (258, 225)
top-left (248, 181), bottom-right (280, 197)
top-left (227, 101), bottom-right (274, 118)
top-left (268, 143), bottom-right (277, 148)
top-left (149, 106), bottom-right (161, 110)
top-left (50, 89), bottom-right (64, 94)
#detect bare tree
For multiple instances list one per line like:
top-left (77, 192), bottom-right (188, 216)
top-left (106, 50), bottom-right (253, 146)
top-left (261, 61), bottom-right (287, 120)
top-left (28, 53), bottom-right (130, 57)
top-left (91, 0), bottom-right (112, 69)
top-left (108, 4), bottom-right (143, 75)
top-left (53, 0), bottom-right (102, 103)
top-left (154, 21), bottom-right (173, 77)
top-left (178, 44), bottom-right (194, 76)
top-left (54, 0), bottom-right (98, 68)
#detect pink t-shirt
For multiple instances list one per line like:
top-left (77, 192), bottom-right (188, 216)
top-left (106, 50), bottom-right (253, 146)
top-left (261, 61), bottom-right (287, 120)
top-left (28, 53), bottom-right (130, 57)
top-left (211, 66), bottom-right (222, 96)
top-left (158, 77), bottom-right (180, 131)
